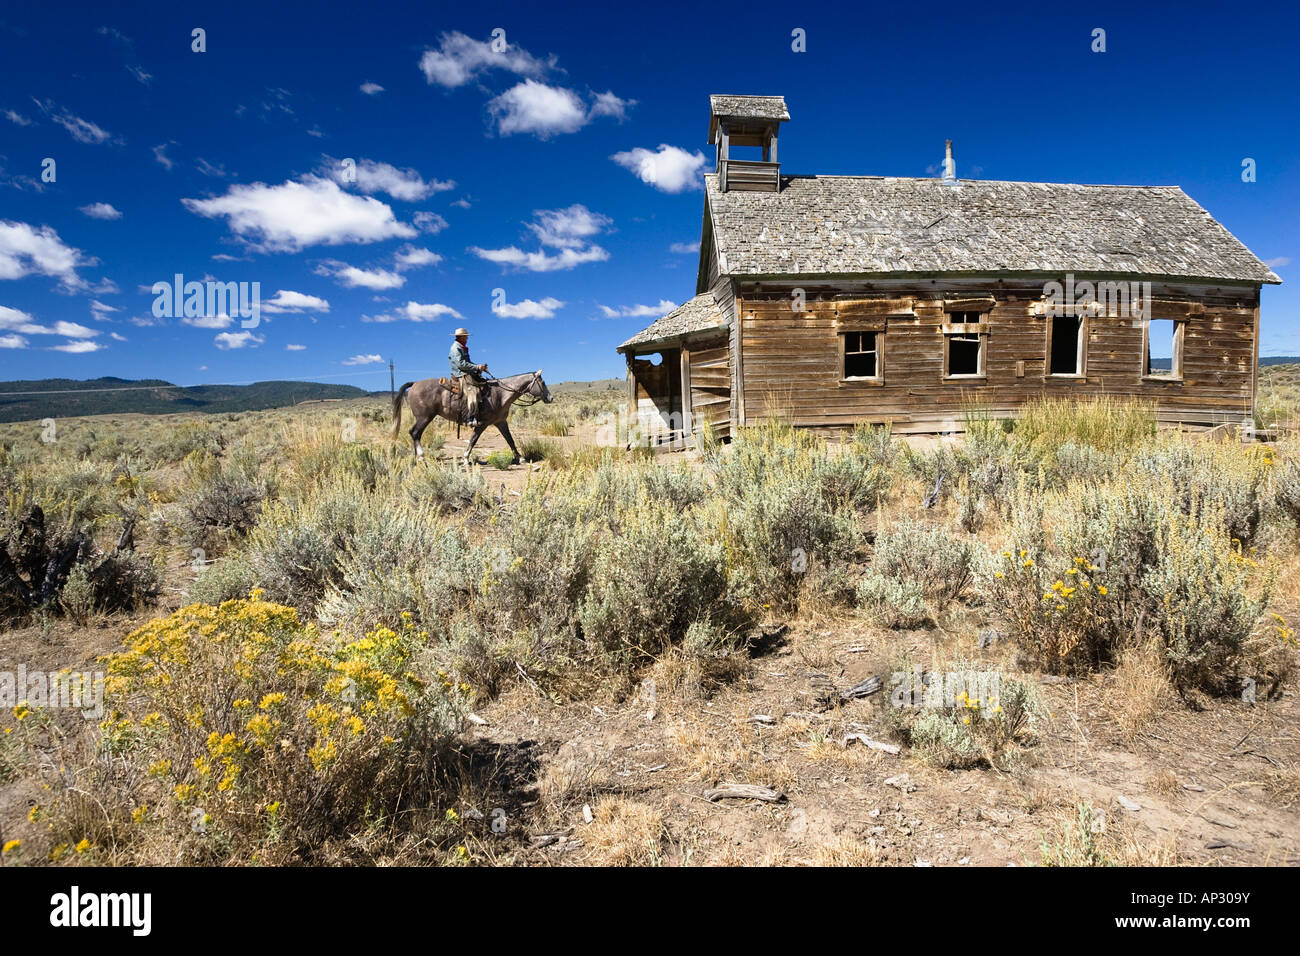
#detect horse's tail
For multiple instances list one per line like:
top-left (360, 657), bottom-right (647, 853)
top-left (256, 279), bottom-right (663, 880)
top-left (391, 382), bottom-right (414, 438)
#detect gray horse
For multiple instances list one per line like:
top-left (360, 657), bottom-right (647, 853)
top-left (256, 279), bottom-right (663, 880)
top-left (392, 370), bottom-right (553, 463)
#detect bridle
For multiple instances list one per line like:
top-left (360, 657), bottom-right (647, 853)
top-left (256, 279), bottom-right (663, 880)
top-left (484, 371), bottom-right (546, 407)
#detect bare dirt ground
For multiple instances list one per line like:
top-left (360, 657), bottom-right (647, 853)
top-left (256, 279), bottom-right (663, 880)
top-left (449, 622), bottom-right (1298, 867)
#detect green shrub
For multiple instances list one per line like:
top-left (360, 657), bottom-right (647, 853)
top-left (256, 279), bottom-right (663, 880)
top-left (187, 555), bottom-right (257, 605)
top-left (519, 437), bottom-right (558, 462)
top-left (871, 520), bottom-right (978, 601)
top-left (59, 564), bottom-right (95, 624)
top-left (712, 421), bottom-right (868, 608)
top-left (856, 572), bottom-right (929, 629)
top-left (483, 449), bottom-right (516, 470)
top-left (578, 498), bottom-right (736, 675)
top-left (989, 476), bottom-right (1273, 691)
top-left (882, 661), bottom-right (1039, 769)
top-left (183, 470), bottom-right (266, 554)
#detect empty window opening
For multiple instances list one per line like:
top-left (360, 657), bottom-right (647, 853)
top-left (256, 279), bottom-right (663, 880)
top-left (948, 336), bottom-right (981, 375)
top-left (945, 312), bottom-right (984, 377)
top-left (1049, 315), bottom-right (1082, 375)
top-left (1147, 319), bottom-right (1177, 376)
top-left (843, 330), bottom-right (879, 378)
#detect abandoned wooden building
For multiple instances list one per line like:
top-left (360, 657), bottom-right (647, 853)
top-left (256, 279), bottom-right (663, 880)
top-left (617, 94), bottom-right (1280, 442)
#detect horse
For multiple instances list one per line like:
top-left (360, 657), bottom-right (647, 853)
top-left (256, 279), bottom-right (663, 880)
top-left (391, 370), bottom-right (553, 464)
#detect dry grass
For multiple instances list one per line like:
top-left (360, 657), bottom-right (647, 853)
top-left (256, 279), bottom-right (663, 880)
top-left (580, 798), bottom-right (665, 866)
top-left (811, 834), bottom-right (885, 866)
top-left (1104, 642), bottom-right (1172, 740)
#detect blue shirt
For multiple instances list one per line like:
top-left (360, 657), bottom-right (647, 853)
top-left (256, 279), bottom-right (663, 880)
top-left (449, 340), bottom-right (477, 377)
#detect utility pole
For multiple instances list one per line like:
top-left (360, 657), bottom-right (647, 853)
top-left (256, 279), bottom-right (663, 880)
top-left (389, 359), bottom-right (395, 401)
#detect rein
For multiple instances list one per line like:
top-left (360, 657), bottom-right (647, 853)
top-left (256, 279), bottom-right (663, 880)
top-left (484, 373), bottom-right (543, 407)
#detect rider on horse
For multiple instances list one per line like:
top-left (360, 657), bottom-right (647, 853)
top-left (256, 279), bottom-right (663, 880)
top-left (448, 327), bottom-right (488, 427)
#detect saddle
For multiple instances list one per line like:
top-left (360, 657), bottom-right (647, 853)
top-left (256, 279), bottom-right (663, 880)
top-left (437, 376), bottom-right (462, 395)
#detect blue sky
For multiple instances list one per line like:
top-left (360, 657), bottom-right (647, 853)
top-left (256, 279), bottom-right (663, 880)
top-left (0, 0), bottom-right (1296, 389)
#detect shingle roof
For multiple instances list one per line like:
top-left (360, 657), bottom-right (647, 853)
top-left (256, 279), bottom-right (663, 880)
top-left (709, 94), bottom-right (790, 121)
top-left (704, 174), bottom-right (1280, 285)
top-left (708, 95), bottom-right (789, 143)
top-left (617, 293), bottom-right (726, 352)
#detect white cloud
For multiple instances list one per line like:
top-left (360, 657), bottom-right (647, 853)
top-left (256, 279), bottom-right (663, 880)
top-left (363, 301), bottom-right (463, 323)
top-left (413, 211), bottom-right (448, 234)
top-left (343, 353), bottom-right (383, 365)
top-left (4, 110), bottom-right (32, 127)
top-left (527, 204), bottom-right (612, 248)
top-left (320, 156), bottom-right (454, 201)
top-left (315, 259), bottom-right (405, 290)
top-left (4, 304), bottom-right (104, 344)
top-left (79, 202), bottom-right (122, 220)
top-left (418, 30), bottom-right (554, 88)
top-left (493, 296), bottom-right (564, 319)
top-left (183, 313), bottom-right (235, 329)
top-left (598, 299), bottom-right (677, 318)
top-left (451, 198), bottom-right (471, 210)
top-left (152, 142), bottom-right (175, 170)
top-left (286, 343), bottom-right (306, 350)
top-left (51, 320), bottom-right (98, 338)
top-left (360, 82), bottom-right (384, 95)
top-left (470, 204), bottom-right (611, 273)
top-left (611, 144), bottom-right (708, 194)
top-left (109, 331), bottom-right (126, 341)
top-left (589, 91), bottom-right (634, 121)
top-left (90, 299), bottom-right (119, 319)
top-left (0, 305), bottom-right (42, 333)
top-left (0, 334), bottom-right (25, 348)
top-left (670, 241), bottom-right (700, 254)
top-left (470, 245), bottom-right (608, 272)
top-left (394, 246), bottom-right (442, 271)
top-left (33, 99), bottom-right (115, 144)
top-left (196, 158), bottom-right (228, 178)
top-left (214, 330), bottom-right (264, 349)
top-left (182, 176), bottom-right (416, 252)
top-left (488, 80), bottom-right (588, 138)
top-left (262, 289), bottom-right (330, 314)
top-left (0, 220), bottom-right (91, 287)
top-left (1264, 257), bottom-right (1290, 268)
top-left (52, 339), bottom-right (102, 353)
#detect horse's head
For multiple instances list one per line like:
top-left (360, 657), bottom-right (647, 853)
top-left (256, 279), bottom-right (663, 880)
top-left (531, 370), bottom-right (553, 404)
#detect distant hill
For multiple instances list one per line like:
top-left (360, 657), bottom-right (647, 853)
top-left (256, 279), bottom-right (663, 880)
top-left (0, 377), bottom-right (374, 423)
top-left (1260, 357), bottom-right (1300, 366)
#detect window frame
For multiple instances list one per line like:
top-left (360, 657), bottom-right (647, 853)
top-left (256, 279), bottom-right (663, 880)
top-left (1044, 311), bottom-right (1088, 379)
top-left (942, 310), bottom-right (988, 381)
top-left (839, 326), bottom-right (885, 385)
top-left (1141, 317), bottom-right (1186, 382)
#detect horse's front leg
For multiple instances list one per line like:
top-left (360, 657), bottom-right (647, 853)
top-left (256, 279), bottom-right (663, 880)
top-left (495, 421), bottom-right (521, 465)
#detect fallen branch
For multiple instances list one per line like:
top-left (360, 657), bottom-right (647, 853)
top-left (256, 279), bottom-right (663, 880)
top-left (703, 784), bottom-right (784, 803)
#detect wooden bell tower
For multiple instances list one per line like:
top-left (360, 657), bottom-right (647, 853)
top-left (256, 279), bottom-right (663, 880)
top-left (708, 94), bottom-right (789, 193)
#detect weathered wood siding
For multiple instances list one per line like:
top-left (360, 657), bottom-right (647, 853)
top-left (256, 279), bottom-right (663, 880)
top-left (735, 282), bottom-right (1259, 432)
top-left (684, 334), bottom-right (731, 438)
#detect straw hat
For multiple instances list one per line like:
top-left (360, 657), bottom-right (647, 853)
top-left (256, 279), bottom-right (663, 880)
top-left (453, 328), bottom-right (469, 337)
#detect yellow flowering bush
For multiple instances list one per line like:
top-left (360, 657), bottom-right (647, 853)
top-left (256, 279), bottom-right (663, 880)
top-left (988, 475), bottom-right (1274, 690)
top-left (97, 591), bottom-right (468, 861)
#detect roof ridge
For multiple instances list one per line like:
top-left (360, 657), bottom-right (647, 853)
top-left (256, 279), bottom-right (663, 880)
top-left (704, 172), bottom-right (1185, 190)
